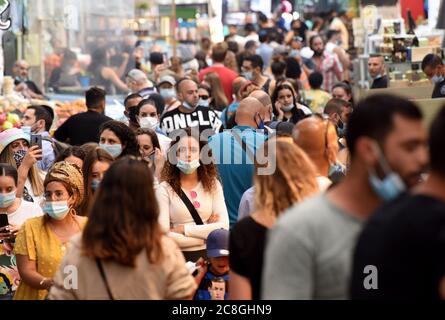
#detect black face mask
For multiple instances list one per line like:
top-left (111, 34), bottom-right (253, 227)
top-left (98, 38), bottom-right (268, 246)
top-left (313, 50), bottom-right (323, 57)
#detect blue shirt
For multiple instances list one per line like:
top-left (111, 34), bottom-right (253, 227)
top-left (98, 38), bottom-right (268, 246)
top-left (257, 43), bottom-right (274, 72)
top-left (194, 270), bottom-right (229, 300)
top-left (208, 126), bottom-right (266, 226)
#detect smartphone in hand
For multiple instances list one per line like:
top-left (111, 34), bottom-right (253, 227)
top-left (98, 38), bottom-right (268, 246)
top-left (0, 214), bottom-right (8, 230)
top-left (30, 134), bottom-right (43, 160)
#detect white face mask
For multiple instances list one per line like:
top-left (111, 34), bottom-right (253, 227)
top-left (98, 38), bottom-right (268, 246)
top-left (139, 116), bottom-right (159, 131)
top-left (281, 104), bottom-right (294, 112)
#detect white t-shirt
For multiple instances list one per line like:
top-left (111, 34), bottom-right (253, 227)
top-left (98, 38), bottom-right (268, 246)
top-left (7, 199), bottom-right (44, 226)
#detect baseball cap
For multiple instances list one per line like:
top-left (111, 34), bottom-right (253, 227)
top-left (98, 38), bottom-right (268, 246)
top-left (158, 75), bottom-right (176, 86)
top-left (207, 229), bottom-right (229, 258)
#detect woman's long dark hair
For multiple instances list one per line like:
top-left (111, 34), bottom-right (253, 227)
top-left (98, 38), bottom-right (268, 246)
top-left (82, 157), bottom-right (164, 266)
top-left (99, 121), bottom-right (140, 158)
top-left (271, 82), bottom-right (306, 124)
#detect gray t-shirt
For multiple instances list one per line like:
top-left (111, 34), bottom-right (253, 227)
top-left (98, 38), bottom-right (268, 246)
top-left (262, 193), bottom-right (363, 300)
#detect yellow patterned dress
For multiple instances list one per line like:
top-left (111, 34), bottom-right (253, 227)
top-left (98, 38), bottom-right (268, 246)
top-left (13, 216), bottom-right (86, 300)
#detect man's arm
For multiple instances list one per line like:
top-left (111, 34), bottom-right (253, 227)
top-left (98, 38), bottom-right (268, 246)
top-left (261, 220), bottom-right (314, 299)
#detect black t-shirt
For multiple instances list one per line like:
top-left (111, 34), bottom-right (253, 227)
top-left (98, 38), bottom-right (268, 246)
top-left (54, 110), bottom-right (112, 146)
top-left (350, 194), bottom-right (445, 300)
top-left (160, 105), bottom-right (222, 138)
top-left (371, 75), bottom-right (389, 89)
top-left (432, 78), bottom-right (445, 98)
top-left (229, 216), bottom-right (268, 300)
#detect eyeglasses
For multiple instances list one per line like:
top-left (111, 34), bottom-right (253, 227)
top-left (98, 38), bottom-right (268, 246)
top-left (189, 190), bottom-right (200, 209)
top-left (199, 95), bottom-right (209, 100)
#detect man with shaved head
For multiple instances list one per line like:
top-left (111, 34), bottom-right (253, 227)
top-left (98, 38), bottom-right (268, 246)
top-left (209, 97), bottom-right (267, 225)
top-left (160, 78), bottom-right (222, 136)
top-left (293, 116), bottom-right (339, 191)
top-left (249, 90), bottom-right (272, 123)
top-left (221, 77), bottom-right (248, 128)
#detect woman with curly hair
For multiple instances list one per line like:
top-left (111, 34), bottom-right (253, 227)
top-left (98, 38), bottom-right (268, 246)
top-left (229, 138), bottom-right (319, 300)
top-left (156, 128), bottom-right (229, 262)
top-left (98, 120), bottom-right (139, 159)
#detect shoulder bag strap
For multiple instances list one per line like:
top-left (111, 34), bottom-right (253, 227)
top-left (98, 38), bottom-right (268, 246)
top-left (96, 259), bottom-right (115, 300)
top-left (174, 189), bottom-right (204, 225)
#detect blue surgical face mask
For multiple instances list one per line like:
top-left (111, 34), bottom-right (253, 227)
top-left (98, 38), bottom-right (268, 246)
top-left (198, 99), bottom-right (209, 107)
top-left (289, 49), bottom-right (300, 58)
top-left (21, 126), bottom-right (31, 136)
top-left (160, 88), bottom-right (176, 99)
top-left (368, 143), bottom-right (406, 202)
top-left (337, 119), bottom-right (347, 138)
top-left (44, 201), bottom-right (70, 220)
top-left (182, 101), bottom-right (195, 110)
top-left (242, 71), bottom-right (253, 81)
top-left (91, 179), bottom-right (101, 190)
top-left (176, 159), bottom-right (200, 175)
top-left (100, 143), bottom-right (122, 159)
top-left (254, 113), bottom-right (265, 130)
top-left (432, 74), bottom-right (445, 84)
top-left (0, 191), bottom-right (16, 208)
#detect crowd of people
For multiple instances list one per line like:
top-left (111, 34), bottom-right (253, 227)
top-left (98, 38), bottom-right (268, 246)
top-left (0, 10), bottom-right (445, 301)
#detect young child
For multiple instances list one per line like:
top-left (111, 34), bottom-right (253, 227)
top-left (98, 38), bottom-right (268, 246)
top-left (304, 72), bottom-right (332, 113)
top-left (194, 229), bottom-right (229, 300)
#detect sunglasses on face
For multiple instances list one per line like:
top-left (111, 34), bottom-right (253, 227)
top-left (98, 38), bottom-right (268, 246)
top-left (199, 95), bottom-right (209, 100)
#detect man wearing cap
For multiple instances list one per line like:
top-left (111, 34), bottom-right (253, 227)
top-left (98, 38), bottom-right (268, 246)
top-left (158, 75), bottom-right (181, 113)
top-left (126, 69), bottom-right (156, 98)
top-left (199, 42), bottom-right (238, 104)
top-left (20, 105), bottom-right (55, 171)
top-left (194, 229), bottom-right (230, 300)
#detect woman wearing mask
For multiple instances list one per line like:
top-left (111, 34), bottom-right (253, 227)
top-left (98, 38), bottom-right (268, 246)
top-left (14, 161), bottom-right (86, 300)
top-left (0, 128), bottom-right (44, 204)
top-left (229, 139), bottom-right (319, 300)
top-left (79, 147), bottom-right (114, 216)
top-left (136, 99), bottom-right (172, 154)
top-left (98, 121), bottom-right (139, 159)
top-left (203, 72), bottom-right (229, 111)
top-left (135, 128), bottom-right (164, 180)
top-left (54, 146), bottom-right (86, 169)
top-left (48, 157), bottom-right (198, 299)
top-left (157, 128), bottom-right (229, 262)
top-left (0, 164), bottom-right (43, 300)
top-left (271, 82), bottom-right (311, 124)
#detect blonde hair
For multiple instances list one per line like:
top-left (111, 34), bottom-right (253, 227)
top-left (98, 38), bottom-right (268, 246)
top-left (0, 146), bottom-right (44, 196)
top-left (254, 139), bottom-right (319, 218)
